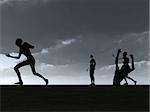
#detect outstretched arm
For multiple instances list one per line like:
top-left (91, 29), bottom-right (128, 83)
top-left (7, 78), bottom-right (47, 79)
top-left (6, 49), bottom-right (22, 59)
top-left (129, 54), bottom-right (135, 73)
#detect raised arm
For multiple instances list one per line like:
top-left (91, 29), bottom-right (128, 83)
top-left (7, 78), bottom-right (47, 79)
top-left (115, 49), bottom-right (121, 67)
top-left (129, 54), bottom-right (135, 73)
top-left (6, 49), bottom-right (22, 59)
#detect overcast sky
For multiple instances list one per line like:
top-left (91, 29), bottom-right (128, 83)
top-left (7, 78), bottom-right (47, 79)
top-left (0, 0), bottom-right (149, 85)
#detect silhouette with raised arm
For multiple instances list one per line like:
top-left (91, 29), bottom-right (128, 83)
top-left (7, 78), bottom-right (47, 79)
top-left (121, 53), bottom-right (136, 85)
top-left (6, 38), bottom-right (48, 85)
top-left (113, 49), bottom-right (122, 85)
top-left (113, 49), bottom-right (136, 85)
top-left (88, 54), bottom-right (96, 85)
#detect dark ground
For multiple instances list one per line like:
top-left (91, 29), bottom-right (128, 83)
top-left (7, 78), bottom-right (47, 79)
top-left (0, 85), bottom-right (149, 112)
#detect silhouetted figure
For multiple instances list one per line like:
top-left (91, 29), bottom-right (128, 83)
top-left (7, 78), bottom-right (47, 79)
top-left (121, 52), bottom-right (136, 85)
top-left (89, 54), bottom-right (96, 85)
top-left (113, 49), bottom-right (123, 85)
top-left (113, 49), bottom-right (136, 85)
top-left (121, 52), bottom-right (130, 84)
top-left (6, 38), bottom-right (48, 85)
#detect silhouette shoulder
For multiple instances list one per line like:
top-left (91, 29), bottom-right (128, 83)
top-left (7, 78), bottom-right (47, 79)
top-left (91, 59), bottom-right (96, 62)
top-left (23, 42), bottom-right (34, 49)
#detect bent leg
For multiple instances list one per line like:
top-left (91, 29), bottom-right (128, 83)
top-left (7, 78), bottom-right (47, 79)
top-left (14, 60), bottom-right (30, 84)
top-left (126, 76), bottom-right (136, 85)
top-left (30, 64), bottom-right (48, 85)
top-left (123, 77), bottom-right (128, 85)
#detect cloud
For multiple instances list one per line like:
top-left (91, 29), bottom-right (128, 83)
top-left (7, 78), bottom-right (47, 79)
top-left (114, 31), bottom-right (149, 44)
top-left (54, 38), bottom-right (77, 49)
top-left (39, 62), bottom-right (55, 70)
top-left (41, 49), bottom-right (49, 54)
top-left (0, 0), bottom-right (9, 4)
top-left (0, 0), bottom-right (59, 5)
top-left (0, 0), bottom-right (28, 5)
top-left (1, 31), bottom-right (148, 84)
top-left (31, 31), bottom-right (149, 67)
top-left (35, 38), bottom-right (77, 55)
top-left (60, 39), bottom-right (76, 45)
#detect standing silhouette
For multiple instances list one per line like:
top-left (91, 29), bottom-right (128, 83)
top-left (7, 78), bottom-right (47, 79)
top-left (89, 54), bottom-right (96, 85)
top-left (6, 38), bottom-right (48, 85)
top-left (113, 49), bottom-right (136, 85)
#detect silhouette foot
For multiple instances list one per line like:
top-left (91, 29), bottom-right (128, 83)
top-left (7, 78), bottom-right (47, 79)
top-left (14, 81), bottom-right (23, 85)
top-left (134, 81), bottom-right (137, 85)
top-left (90, 83), bottom-right (95, 86)
top-left (123, 83), bottom-right (128, 86)
top-left (45, 79), bottom-right (48, 85)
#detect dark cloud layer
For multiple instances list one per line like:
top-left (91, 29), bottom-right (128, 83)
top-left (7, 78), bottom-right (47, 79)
top-left (0, 0), bottom-right (149, 66)
top-left (34, 31), bottom-right (149, 66)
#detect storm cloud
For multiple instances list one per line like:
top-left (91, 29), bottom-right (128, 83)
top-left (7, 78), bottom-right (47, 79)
top-left (0, 0), bottom-right (149, 85)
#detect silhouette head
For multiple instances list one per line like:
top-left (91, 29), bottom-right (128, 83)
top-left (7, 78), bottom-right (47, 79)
top-left (16, 38), bottom-right (23, 47)
top-left (90, 54), bottom-right (93, 58)
top-left (123, 52), bottom-right (127, 57)
top-left (123, 58), bottom-right (129, 64)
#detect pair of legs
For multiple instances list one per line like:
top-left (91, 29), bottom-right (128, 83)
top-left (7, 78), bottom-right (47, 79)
top-left (14, 60), bottom-right (48, 85)
top-left (122, 55), bottom-right (136, 85)
top-left (90, 69), bottom-right (95, 85)
top-left (124, 76), bottom-right (136, 85)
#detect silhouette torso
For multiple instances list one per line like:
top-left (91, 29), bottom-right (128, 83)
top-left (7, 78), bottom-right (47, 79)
top-left (90, 59), bottom-right (96, 70)
top-left (20, 42), bottom-right (35, 62)
top-left (121, 57), bottom-right (130, 76)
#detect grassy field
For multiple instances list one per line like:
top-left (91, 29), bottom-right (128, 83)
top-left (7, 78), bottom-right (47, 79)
top-left (0, 85), bottom-right (149, 111)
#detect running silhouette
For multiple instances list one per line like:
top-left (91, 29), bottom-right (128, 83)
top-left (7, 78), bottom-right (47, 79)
top-left (88, 54), bottom-right (96, 85)
top-left (113, 49), bottom-right (135, 85)
top-left (6, 38), bottom-right (48, 85)
top-left (121, 52), bottom-right (136, 85)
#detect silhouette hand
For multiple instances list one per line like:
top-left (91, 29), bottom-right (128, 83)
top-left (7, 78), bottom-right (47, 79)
top-left (118, 49), bottom-right (121, 53)
top-left (130, 54), bottom-right (133, 58)
top-left (6, 54), bottom-right (10, 57)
